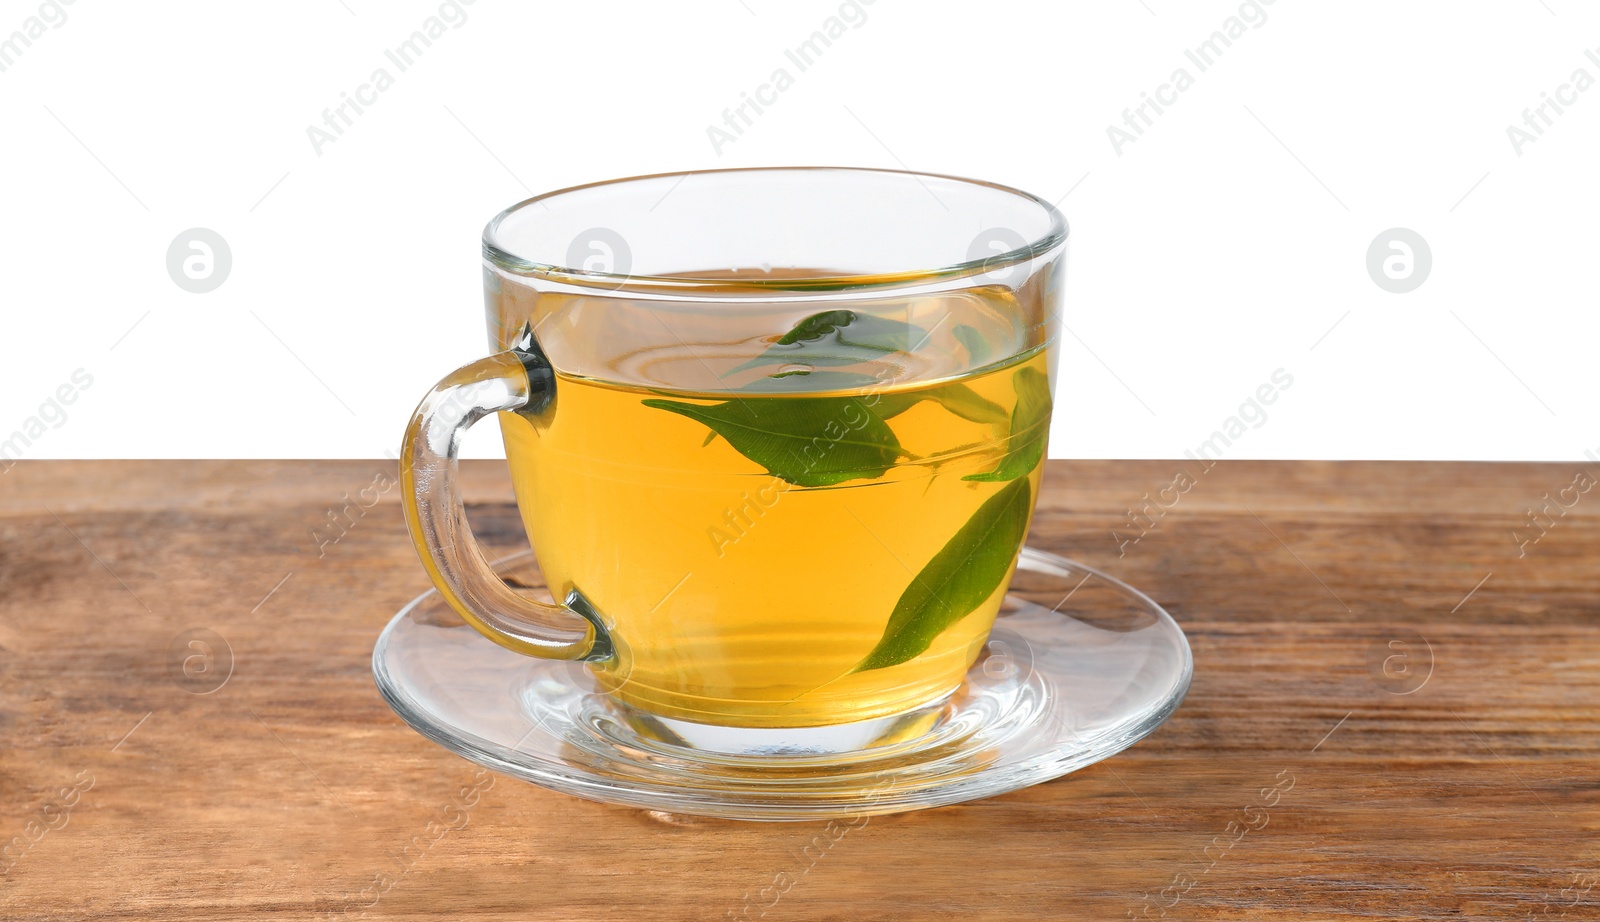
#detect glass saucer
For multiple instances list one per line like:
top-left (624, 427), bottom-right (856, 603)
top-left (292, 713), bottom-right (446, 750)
top-left (372, 547), bottom-right (1192, 822)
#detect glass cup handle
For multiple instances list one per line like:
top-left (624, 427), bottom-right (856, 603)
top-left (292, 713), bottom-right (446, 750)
top-left (399, 337), bottom-right (609, 662)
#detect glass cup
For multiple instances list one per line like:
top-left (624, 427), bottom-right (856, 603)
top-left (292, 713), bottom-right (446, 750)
top-left (400, 167), bottom-right (1067, 754)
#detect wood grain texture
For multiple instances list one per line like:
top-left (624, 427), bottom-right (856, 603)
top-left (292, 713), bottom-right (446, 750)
top-left (1, 459), bottom-right (1597, 921)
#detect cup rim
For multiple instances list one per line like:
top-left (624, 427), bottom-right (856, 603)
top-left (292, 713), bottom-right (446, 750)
top-left (482, 166), bottom-right (1068, 294)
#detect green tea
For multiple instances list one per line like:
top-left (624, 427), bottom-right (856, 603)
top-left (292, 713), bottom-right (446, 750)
top-left (498, 280), bottom-right (1053, 728)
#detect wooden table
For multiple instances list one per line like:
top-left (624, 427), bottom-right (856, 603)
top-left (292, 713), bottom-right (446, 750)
top-left (2, 460), bottom-right (1596, 921)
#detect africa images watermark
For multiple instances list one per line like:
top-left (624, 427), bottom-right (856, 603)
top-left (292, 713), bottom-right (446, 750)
top-left (706, 0), bottom-right (882, 156)
top-left (167, 627), bottom-right (235, 696)
top-left (1106, 0), bottom-right (1282, 156)
top-left (0, 770), bottom-right (95, 878)
top-left (0, 368), bottom-right (95, 474)
top-left (1128, 769), bottom-right (1297, 919)
top-left (725, 773), bottom-right (894, 921)
top-left (703, 393), bottom-right (885, 559)
top-left (1509, 453), bottom-right (1599, 559)
top-left (1113, 368), bottom-right (1294, 557)
top-left (0, 0), bottom-right (79, 76)
top-left (304, 0), bottom-right (481, 156)
top-left (1505, 44), bottom-right (1600, 156)
top-left (311, 451), bottom-right (399, 558)
top-left (1528, 871), bottom-right (1599, 920)
top-left (324, 768), bottom-right (495, 919)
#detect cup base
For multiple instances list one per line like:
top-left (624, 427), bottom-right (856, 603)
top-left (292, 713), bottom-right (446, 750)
top-left (635, 700), bottom-right (951, 757)
top-left (373, 547), bottom-right (1192, 821)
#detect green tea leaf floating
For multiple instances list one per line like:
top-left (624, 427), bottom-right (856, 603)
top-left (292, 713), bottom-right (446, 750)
top-left (952, 324), bottom-right (991, 366)
top-left (875, 383), bottom-right (1007, 425)
top-left (726, 309), bottom-right (928, 375)
top-left (962, 366), bottom-right (1052, 483)
top-left (777, 309), bottom-right (857, 345)
top-left (853, 478), bottom-right (1033, 672)
top-left (642, 395), bottom-right (903, 487)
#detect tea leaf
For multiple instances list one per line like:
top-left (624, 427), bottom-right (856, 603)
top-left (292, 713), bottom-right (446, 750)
top-left (776, 309), bottom-right (855, 345)
top-left (875, 383), bottom-right (1007, 425)
top-left (953, 324), bottom-right (990, 366)
top-left (962, 366), bottom-right (1052, 483)
top-left (853, 478), bottom-right (1033, 672)
top-left (642, 395), bottom-right (902, 487)
top-left (727, 310), bottom-right (928, 375)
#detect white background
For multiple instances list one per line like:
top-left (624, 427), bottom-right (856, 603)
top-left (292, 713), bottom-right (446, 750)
top-left (2, 0), bottom-right (1596, 461)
